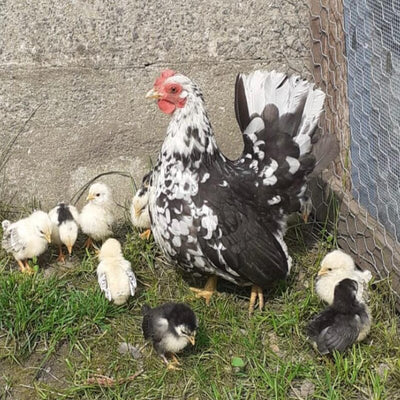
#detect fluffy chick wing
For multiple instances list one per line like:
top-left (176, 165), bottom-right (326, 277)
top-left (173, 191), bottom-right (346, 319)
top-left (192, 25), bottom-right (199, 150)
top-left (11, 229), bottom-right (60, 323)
top-left (317, 314), bottom-right (360, 353)
top-left (308, 310), bottom-right (360, 354)
top-left (2, 221), bottom-right (26, 254)
top-left (97, 267), bottom-right (112, 301)
top-left (142, 308), bottom-right (169, 344)
top-left (121, 260), bottom-right (137, 296)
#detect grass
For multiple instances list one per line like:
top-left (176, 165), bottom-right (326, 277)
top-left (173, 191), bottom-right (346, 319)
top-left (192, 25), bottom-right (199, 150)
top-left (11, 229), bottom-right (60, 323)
top-left (0, 222), bottom-right (399, 400)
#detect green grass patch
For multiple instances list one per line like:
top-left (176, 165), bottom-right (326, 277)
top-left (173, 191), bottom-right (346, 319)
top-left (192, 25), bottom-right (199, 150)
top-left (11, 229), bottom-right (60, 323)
top-left (0, 224), bottom-right (399, 399)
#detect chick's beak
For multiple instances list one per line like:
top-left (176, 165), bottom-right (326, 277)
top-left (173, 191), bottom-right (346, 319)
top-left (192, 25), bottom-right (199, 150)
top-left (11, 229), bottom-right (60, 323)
top-left (67, 244), bottom-right (73, 255)
top-left (146, 88), bottom-right (162, 99)
top-left (45, 233), bottom-right (52, 243)
top-left (86, 194), bottom-right (95, 201)
top-left (317, 269), bottom-right (328, 276)
top-left (188, 335), bottom-right (196, 346)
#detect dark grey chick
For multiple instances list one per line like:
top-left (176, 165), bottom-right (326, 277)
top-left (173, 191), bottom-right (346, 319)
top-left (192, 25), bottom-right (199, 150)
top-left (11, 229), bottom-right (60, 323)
top-left (142, 302), bottom-right (197, 370)
top-left (307, 278), bottom-right (371, 354)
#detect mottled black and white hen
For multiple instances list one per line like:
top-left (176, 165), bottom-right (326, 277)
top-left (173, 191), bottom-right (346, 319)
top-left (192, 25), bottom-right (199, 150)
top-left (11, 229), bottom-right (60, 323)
top-left (146, 69), bottom-right (337, 312)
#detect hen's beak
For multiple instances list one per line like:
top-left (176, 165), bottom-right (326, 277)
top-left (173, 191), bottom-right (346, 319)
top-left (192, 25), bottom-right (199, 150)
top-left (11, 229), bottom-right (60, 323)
top-left (86, 194), bottom-right (95, 201)
top-left (45, 233), bottom-right (52, 243)
top-left (146, 88), bottom-right (162, 99)
top-left (188, 335), bottom-right (196, 346)
top-left (317, 269), bottom-right (328, 276)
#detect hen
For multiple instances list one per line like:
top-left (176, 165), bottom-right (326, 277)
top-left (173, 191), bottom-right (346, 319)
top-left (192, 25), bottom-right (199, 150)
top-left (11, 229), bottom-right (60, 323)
top-left (146, 69), bottom-right (337, 313)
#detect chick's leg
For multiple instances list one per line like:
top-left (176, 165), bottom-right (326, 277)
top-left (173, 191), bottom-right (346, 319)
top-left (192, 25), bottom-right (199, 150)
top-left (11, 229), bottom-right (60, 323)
top-left (249, 285), bottom-right (264, 315)
top-left (139, 229), bottom-right (151, 240)
top-left (161, 354), bottom-right (180, 371)
top-left (190, 275), bottom-right (218, 305)
top-left (84, 237), bottom-right (93, 249)
top-left (57, 245), bottom-right (65, 263)
top-left (23, 260), bottom-right (34, 275)
top-left (17, 259), bottom-right (26, 273)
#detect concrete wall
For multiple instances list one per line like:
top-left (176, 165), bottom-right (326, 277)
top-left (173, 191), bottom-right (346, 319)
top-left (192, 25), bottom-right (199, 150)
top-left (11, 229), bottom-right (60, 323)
top-left (0, 0), bottom-right (310, 212)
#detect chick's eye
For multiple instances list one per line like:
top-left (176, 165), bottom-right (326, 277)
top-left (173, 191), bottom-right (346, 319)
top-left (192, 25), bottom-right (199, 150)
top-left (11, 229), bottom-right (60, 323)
top-left (39, 230), bottom-right (44, 234)
top-left (96, 193), bottom-right (100, 197)
top-left (328, 268), bottom-right (332, 271)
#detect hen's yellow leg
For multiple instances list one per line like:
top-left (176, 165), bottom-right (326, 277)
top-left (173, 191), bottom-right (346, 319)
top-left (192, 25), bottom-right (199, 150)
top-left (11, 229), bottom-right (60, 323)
top-left (190, 275), bottom-right (218, 305)
top-left (249, 285), bottom-right (264, 315)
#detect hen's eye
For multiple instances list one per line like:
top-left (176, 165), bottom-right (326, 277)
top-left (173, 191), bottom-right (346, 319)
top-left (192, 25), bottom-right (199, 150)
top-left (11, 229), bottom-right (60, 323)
top-left (170, 86), bottom-right (177, 93)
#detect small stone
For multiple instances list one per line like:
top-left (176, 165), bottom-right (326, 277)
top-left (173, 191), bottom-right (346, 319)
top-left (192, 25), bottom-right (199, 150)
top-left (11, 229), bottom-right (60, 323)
top-left (118, 342), bottom-right (142, 359)
top-left (268, 332), bottom-right (284, 358)
top-left (300, 380), bottom-right (315, 398)
top-left (376, 363), bottom-right (389, 378)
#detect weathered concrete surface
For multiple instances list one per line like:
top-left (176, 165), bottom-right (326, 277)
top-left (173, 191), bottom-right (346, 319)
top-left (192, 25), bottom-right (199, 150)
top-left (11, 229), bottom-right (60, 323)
top-left (0, 0), bottom-right (310, 210)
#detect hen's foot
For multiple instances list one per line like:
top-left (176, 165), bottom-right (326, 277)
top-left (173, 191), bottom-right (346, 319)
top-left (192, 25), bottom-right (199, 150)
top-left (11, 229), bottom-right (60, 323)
top-left (139, 229), bottom-right (151, 240)
top-left (190, 275), bottom-right (218, 305)
top-left (249, 285), bottom-right (264, 315)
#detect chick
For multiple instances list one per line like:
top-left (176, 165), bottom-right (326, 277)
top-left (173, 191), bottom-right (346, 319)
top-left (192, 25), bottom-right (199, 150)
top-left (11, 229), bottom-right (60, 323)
top-left (307, 278), bottom-right (371, 354)
top-left (130, 171), bottom-right (151, 240)
top-left (96, 238), bottom-right (137, 305)
top-left (142, 302), bottom-right (197, 370)
top-left (316, 249), bottom-right (372, 304)
top-left (49, 203), bottom-right (80, 262)
top-left (80, 182), bottom-right (115, 248)
top-left (1, 210), bottom-right (52, 274)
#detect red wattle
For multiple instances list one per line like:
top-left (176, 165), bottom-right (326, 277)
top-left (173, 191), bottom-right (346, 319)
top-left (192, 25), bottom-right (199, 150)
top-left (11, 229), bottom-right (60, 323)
top-left (158, 100), bottom-right (176, 114)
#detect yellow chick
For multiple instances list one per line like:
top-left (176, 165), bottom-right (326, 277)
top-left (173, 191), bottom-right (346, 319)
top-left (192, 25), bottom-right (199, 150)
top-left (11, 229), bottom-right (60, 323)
top-left (96, 238), bottom-right (137, 305)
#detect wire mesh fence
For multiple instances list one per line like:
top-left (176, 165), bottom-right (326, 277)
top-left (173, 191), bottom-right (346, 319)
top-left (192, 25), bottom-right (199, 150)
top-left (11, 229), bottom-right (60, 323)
top-left (308, 0), bottom-right (400, 306)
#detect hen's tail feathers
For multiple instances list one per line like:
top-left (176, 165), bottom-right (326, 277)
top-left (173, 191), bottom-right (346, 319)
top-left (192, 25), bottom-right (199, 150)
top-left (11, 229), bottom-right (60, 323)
top-left (236, 70), bottom-right (327, 155)
top-left (310, 133), bottom-right (340, 177)
top-left (234, 70), bottom-right (338, 214)
top-left (235, 70), bottom-right (339, 175)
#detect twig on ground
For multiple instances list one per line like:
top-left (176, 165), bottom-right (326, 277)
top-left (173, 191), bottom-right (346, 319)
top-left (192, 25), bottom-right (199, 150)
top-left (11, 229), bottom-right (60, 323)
top-left (85, 369), bottom-right (143, 387)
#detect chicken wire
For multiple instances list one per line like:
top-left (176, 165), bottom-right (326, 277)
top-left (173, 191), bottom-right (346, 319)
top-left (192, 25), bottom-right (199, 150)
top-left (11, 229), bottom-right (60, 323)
top-left (308, 0), bottom-right (400, 305)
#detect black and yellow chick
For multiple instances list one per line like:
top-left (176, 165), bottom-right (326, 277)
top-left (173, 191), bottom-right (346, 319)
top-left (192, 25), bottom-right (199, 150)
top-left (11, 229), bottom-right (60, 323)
top-left (142, 302), bottom-right (197, 370)
top-left (307, 278), bottom-right (371, 354)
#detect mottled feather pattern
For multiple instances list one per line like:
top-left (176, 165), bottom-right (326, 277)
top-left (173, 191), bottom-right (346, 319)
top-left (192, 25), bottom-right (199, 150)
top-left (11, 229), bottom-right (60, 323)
top-left (235, 71), bottom-right (334, 215)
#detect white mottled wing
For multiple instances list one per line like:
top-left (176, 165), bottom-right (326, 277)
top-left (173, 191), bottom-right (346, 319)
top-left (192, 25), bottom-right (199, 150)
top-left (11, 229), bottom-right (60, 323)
top-left (2, 223), bottom-right (25, 253)
top-left (98, 272), bottom-right (112, 301)
top-left (127, 270), bottom-right (137, 296)
top-left (122, 260), bottom-right (137, 296)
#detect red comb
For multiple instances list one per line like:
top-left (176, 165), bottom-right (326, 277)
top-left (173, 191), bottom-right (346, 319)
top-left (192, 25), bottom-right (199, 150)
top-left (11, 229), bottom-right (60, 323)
top-left (155, 69), bottom-right (176, 87)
